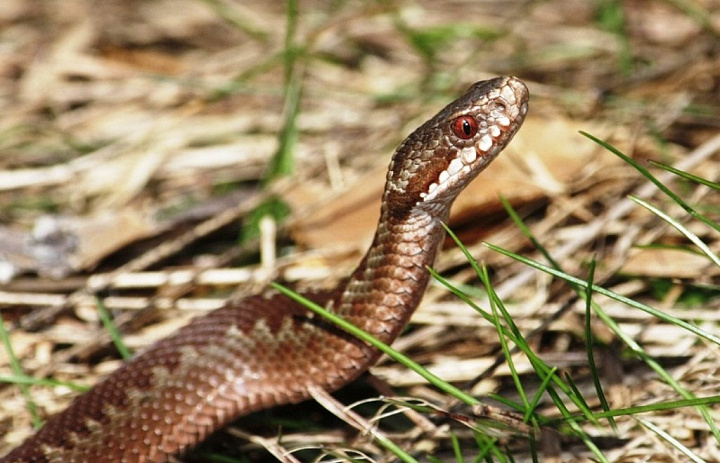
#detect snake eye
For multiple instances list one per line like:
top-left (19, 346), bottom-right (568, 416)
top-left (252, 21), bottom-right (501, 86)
top-left (451, 116), bottom-right (478, 140)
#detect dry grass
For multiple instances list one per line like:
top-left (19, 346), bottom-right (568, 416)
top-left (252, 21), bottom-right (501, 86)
top-left (0, 0), bottom-right (719, 461)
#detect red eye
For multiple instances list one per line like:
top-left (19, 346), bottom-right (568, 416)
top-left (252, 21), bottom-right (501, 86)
top-left (451, 116), bottom-right (478, 140)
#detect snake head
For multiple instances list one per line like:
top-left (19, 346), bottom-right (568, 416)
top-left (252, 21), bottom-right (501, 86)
top-left (384, 76), bottom-right (529, 217)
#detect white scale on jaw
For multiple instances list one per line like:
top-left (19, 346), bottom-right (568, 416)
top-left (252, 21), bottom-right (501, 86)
top-left (417, 82), bottom-right (522, 204)
top-left (419, 132), bottom-right (495, 203)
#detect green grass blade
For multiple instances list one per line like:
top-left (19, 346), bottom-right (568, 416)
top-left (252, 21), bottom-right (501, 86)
top-left (440, 225), bottom-right (604, 426)
top-left (485, 244), bottom-right (720, 346)
top-left (562, 372), bottom-right (595, 424)
top-left (196, 0), bottom-right (268, 41)
top-left (487, 269), bottom-right (530, 414)
top-left (580, 131), bottom-right (720, 234)
top-left (0, 315), bottom-right (41, 427)
top-left (525, 367), bottom-right (558, 424)
top-left (583, 395), bottom-right (720, 420)
top-left (583, 258), bottom-right (616, 431)
top-left (487, 244), bottom-right (720, 444)
top-left (543, 383), bottom-right (609, 463)
top-left (451, 431), bottom-right (465, 463)
top-left (95, 296), bottom-right (132, 361)
top-left (431, 266), bottom-right (600, 426)
top-left (362, 428), bottom-right (420, 463)
top-left (0, 375), bottom-right (87, 392)
top-left (269, 282), bottom-right (525, 461)
top-left (497, 162), bottom-right (720, 443)
top-left (270, 283), bottom-right (480, 407)
top-left (649, 160), bottom-right (720, 191)
top-left (499, 196), bottom-right (562, 269)
top-left (630, 196), bottom-right (720, 268)
top-left (636, 416), bottom-right (707, 463)
top-left (661, 0), bottom-right (719, 36)
top-left (264, 0), bottom-right (302, 182)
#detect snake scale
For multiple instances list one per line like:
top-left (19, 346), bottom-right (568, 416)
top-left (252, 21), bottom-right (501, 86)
top-left (1, 76), bottom-right (529, 463)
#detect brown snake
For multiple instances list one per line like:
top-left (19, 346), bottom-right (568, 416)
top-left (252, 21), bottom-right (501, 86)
top-left (1, 76), bottom-right (528, 463)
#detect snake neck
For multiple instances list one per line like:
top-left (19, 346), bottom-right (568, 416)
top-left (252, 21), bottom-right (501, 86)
top-left (334, 205), bottom-right (448, 343)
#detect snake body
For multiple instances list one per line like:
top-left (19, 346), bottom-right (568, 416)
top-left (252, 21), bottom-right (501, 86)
top-left (2, 76), bottom-right (528, 463)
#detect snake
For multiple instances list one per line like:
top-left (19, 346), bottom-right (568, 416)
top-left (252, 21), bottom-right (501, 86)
top-left (1, 76), bottom-right (529, 463)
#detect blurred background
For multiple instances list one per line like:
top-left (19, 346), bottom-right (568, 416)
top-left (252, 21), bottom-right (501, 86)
top-left (0, 1), bottom-right (719, 461)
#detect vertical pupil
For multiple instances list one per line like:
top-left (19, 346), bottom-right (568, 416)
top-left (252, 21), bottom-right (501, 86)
top-left (452, 116), bottom-right (476, 140)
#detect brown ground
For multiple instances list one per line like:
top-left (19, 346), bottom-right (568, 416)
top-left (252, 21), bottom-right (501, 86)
top-left (0, 1), bottom-right (719, 462)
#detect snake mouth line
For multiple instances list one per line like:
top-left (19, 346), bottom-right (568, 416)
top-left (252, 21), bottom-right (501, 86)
top-left (0, 76), bottom-right (529, 463)
top-left (419, 77), bottom-right (529, 204)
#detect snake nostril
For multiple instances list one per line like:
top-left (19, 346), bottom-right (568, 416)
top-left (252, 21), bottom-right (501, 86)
top-left (0, 76), bottom-right (530, 463)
